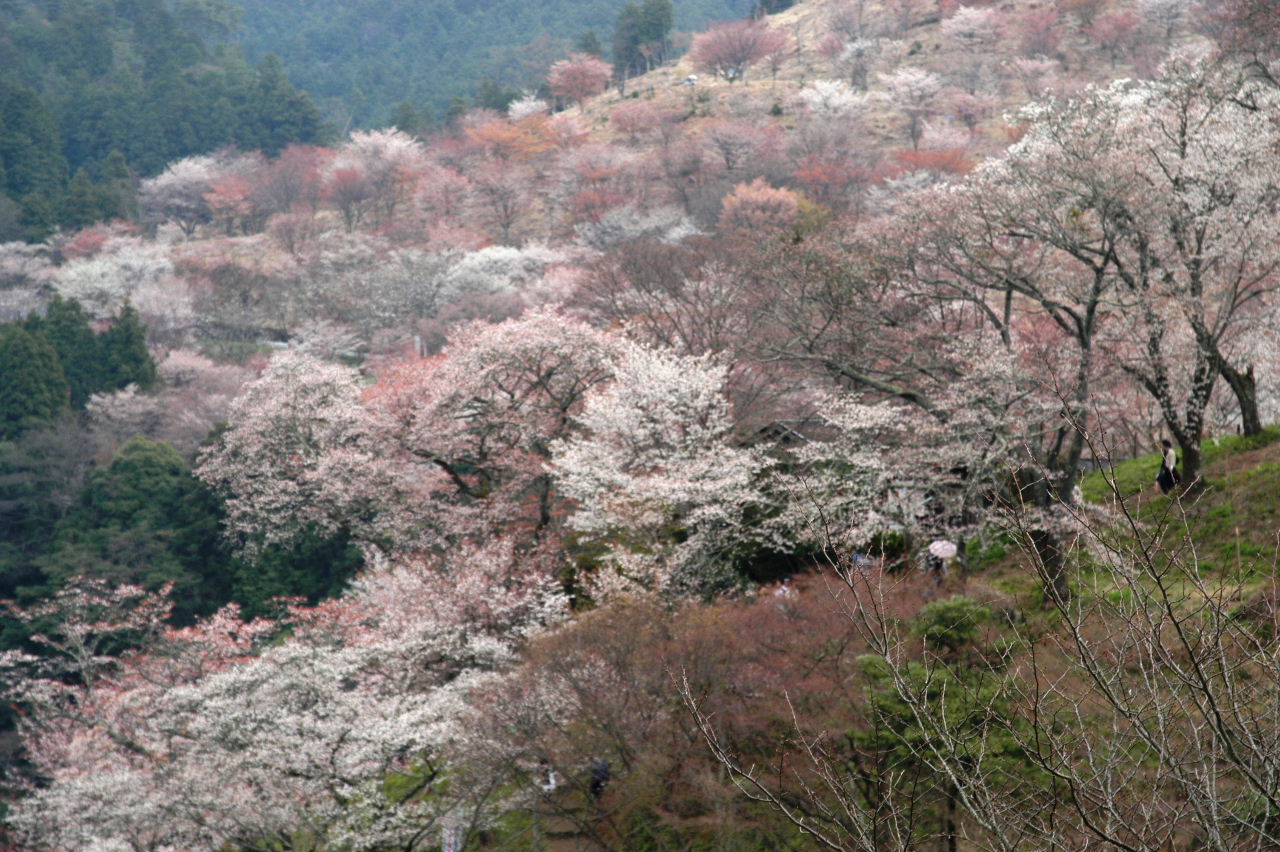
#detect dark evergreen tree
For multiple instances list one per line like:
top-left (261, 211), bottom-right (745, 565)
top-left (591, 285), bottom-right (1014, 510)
top-left (577, 30), bottom-right (604, 57)
top-left (41, 438), bottom-right (236, 622)
top-left (752, 0), bottom-right (796, 16)
top-left (49, 2), bottom-right (114, 77)
top-left (0, 326), bottom-right (69, 440)
top-left (26, 296), bottom-right (103, 409)
top-left (446, 96), bottom-right (469, 125)
top-left (101, 150), bottom-right (138, 220)
top-left (0, 2), bottom-right (326, 232)
top-left (612, 4), bottom-right (645, 80)
top-left (244, 54), bottom-right (327, 155)
top-left (389, 101), bottom-right (426, 137)
top-left (100, 303), bottom-right (157, 392)
top-left (0, 195), bottom-right (22, 242)
top-left (232, 527), bottom-right (363, 619)
top-left (476, 77), bottom-right (519, 112)
top-left (0, 418), bottom-right (95, 599)
top-left (60, 168), bottom-right (112, 229)
top-left (613, 0), bottom-right (674, 79)
top-left (0, 83), bottom-right (69, 201)
top-left (170, 0), bottom-right (243, 41)
top-left (639, 0), bottom-right (675, 57)
top-left (17, 192), bottom-right (58, 242)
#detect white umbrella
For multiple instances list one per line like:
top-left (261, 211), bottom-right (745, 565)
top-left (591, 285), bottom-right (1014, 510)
top-left (928, 539), bottom-right (958, 560)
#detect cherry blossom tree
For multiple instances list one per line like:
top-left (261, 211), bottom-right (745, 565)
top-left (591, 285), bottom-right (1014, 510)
top-left (1087, 12), bottom-right (1141, 68)
top-left (5, 543), bottom-right (567, 852)
top-left (53, 238), bottom-right (174, 319)
top-left (150, 348), bottom-right (253, 454)
top-left (572, 204), bottom-right (697, 250)
top-left (881, 0), bottom-right (926, 36)
top-left (266, 209), bottom-right (323, 256)
top-left (818, 34), bottom-right (879, 90)
top-left (466, 159), bottom-right (534, 244)
top-left (955, 55), bottom-right (1280, 485)
top-left (1061, 0), bottom-right (1106, 28)
top-left (194, 350), bottom-right (400, 557)
top-left (1004, 56), bottom-right (1061, 98)
top-left (291, 238), bottom-right (452, 334)
top-left (1016, 6), bottom-right (1062, 58)
top-left (367, 308), bottom-right (619, 555)
top-left (464, 115), bottom-right (554, 163)
top-left (204, 173), bottom-right (257, 235)
top-left (415, 163), bottom-right (472, 225)
top-left (610, 101), bottom-right (675, 145)
top-left (137, 155), bottom-right (221, 239)
top-left (837, 52), bottom-right (1280, 535)
top-left (718, 178), bottom-right (800, 237)
top-left (1098, 55), bottom-right (1280, 446)
top-left (944, 91), bottom-right (997, 132)
top-left (570, 236), bottom-right (784, 425)
top-left (689, 20), bottom-right (790, 84)
top-left (878, 67), bottom-right (943, 149)
top-left (552, 340), bottom-right (770, 598)
top-left (327, 129), bottom-right (427, 229)
top-left (797, 79), bottom-right (871, 120)
top-left (507, 92), bottom-right (550, 121)
top-left (554, 143), bottom-right (634, 226)
top-left (1210, 0), bottom-right (1280, 81)
top-left (1139, 0), bottom-right (1191, 43)
top-left (736, 201), bottom-right (1086, 597)
top-left (547, 53), bottom-right (613, 108)
top-left (703, 119), bottom-right (781, 177)
top-left (255, 143), bottom-right (333, 218)
top-left (939, 6), bottom-right (1005, 94)
top-left (437, 243), bottom-right (567, 307)
top-left (546, 112), bottom-right (590, 151)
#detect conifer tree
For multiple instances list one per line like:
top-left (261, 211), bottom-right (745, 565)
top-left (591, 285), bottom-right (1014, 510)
top-left (40, 437), bottom-right (237, 621)
top-left (246, 55), bottom-right (326, 156)
top-left (577, 30), bottom-right (604, 57)
top-left (59, 168), bottom-right (110, 229)
top-left (0, 325), bottom-right (69, 440)
top-left (100, 303), bottom-right (157, 391)
top-left (26, 297), bottom-right (103, 410)
top-left (0, 84), bottom-right (68, 202)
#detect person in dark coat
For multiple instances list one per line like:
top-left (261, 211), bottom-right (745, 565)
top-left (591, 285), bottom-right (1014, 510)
top-left (1156, 438), bottom-right (1180, 494)
top-left (589, 757), bottom-right (611, 801)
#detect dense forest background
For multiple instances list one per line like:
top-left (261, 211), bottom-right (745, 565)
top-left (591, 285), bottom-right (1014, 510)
top-left (0, 0), bottom-right (326, 240)
top-left (0, 0), bottom-right (755, 242)
top-left (234, 0), bottom-right (752, 128)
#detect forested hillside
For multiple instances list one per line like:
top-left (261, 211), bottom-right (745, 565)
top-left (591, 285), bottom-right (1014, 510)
top-left (234, 0), bottom-right (752, 127)
top-left (3, 0), bottom-right (1280, 848)
top-left (0, 0), bottom-right (326, 240)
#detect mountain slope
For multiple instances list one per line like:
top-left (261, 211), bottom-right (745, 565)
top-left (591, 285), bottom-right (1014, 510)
top-left (233, 0), bottom-right (753, 127)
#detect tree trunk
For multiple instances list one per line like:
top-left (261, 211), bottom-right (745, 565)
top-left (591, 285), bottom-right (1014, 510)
top-left (1219, 361), bottom-right (1263, 437)
top-left (1029, 528), bottom-right (1070, 604)
top-left (1178, 439), bottom-right (1204, 494)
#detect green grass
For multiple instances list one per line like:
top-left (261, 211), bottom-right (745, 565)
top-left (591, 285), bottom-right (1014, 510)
top-left (1080, 451), bottom-right (1162, 502)
top-left (965, 533), bottom-right (1013, 571)
top-left (1080, 426), bottom-right (1280, 503)
top-left (1068, 426), bottom-right (1280, 598)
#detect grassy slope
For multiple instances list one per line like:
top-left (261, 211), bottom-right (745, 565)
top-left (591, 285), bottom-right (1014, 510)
top-left (1079, 427), bottom-right (1280, 576)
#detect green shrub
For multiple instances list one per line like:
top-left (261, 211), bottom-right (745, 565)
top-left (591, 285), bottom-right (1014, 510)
top-left (912, 596), bottom-right (991, 652)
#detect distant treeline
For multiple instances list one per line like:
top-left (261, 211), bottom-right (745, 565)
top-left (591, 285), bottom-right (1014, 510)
top-left (0, 0), bottom-right (327, 240)
top-left (233, 0), bottom-right (750, 129)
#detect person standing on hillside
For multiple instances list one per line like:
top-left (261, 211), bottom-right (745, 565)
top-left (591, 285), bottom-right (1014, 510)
top-left (1156, 438), bottom-right (1180, 494)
